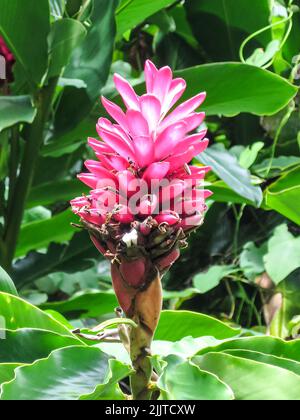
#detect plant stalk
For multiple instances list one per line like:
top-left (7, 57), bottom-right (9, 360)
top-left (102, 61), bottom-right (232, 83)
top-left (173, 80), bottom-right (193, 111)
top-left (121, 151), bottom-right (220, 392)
top-left (128, 273), bottom-right (162, 400)
top-left (1, 78), bottom-right (58, 271)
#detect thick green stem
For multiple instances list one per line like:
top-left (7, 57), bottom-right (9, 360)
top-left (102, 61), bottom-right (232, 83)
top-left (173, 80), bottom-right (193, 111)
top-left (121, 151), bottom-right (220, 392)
top-left (1, 78), bottom-right (58, 271)
top-left (129, 316), bottom-right (154, 400)
top-left (128, 273), bottom-right (162, 400)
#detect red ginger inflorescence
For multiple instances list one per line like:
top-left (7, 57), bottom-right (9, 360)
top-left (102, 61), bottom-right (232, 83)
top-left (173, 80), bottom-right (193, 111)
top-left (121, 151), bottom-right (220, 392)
top-left (71, 59), bottom-right (211, 322)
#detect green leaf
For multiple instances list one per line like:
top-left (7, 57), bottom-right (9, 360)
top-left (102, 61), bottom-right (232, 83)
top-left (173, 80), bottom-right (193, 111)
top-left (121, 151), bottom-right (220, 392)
top-left (36, 265), bottom-right (103, 296)
top-left (197, 144), bottom-right (263, 206)
top-left (224, 349), bottom-right (300, 376)
top-left (158, 355), bottom-right (234, 400)
top-left (0, 96), bottom-right (36, 132)
top-left (68, 0), bottom-right (118, 100)
top-left (12, 231), bottom-right (97, 289)
top-left (240, 241), bottom-right (268, 281)
top-left (239, 142), bottom-right (264, 169)
top-left (270, 272), bottom-right (300, 339)
top-left (0, 266), bottom-right (18, 296)
top-left (195, 335), bottom-right (300, 362)
top-left (264, 224), bottom-right (300, 285)
top-left (48, 18), bottom-right (87, 78)
top-left (169, 5), bottom-right (198, 49)
top-left (40, 291), bottom-right (118, 319)
top-left (185, 0), bottom-right (272, 61)
top-left (23, 206), bottom-right (51, 225)
top-left (208, 181), bottom-right (254, 205)
top-left (253, 156), bottom-right (300, 178)
top-left (97, 343), bottom-right (131, 365)
top-left (55, 0), bottom-right (118, 134)
top-left (27, 180), bottom-right (89, 209)
top-left (265, 166), bottom-right (300, 226)
top-left (116, 0), bottom-right (177, 39)
top-left (41, 115), bottom-right (94, 157)
top-left (0, 364), bottom-right (22, 385)
top-left (0, 292), bottom-right (78, 338)
top-left (194, 352), bottom-right (300, 400)
top-left (44, 310), bottom-right (75, 330)
top-left (155, 310), bottom-right (241, 341)
top-left (152, 336), bottom-right (220, 359)
top-left (193, 265), bottom-right (238, 294)
top-left (0, 0), bottom-right (50, 85)
top-left (177, 63), bottom-right (298, 117)
top-left (162, 288), bottom-right (197, 299)
top-left (0, 346), bottom-right (124, 400)
top-left (16, 209), bottom-right (78, 258)
top-left (0, 329), bottom-right (81, 364)
top-left (246, 41), bottom-right (281, 68)
top-left (80, 359), bottom-right (132, 400)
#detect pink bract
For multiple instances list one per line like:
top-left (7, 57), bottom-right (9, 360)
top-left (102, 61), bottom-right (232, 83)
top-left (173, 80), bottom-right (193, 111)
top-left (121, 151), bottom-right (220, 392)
top-left (71, 59), bottom-right (211, 230)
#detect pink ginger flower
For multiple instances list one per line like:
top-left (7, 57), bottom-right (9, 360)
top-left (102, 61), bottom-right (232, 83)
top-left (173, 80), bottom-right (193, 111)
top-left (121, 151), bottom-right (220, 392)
top-left (71, 60), bottom-right (211, 317)
top-left (71, 60), bottom-right (211, 399)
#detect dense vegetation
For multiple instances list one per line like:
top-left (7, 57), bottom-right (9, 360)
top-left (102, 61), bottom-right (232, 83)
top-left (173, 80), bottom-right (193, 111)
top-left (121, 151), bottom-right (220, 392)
top-left (0, 0), bottom-right (300, 400)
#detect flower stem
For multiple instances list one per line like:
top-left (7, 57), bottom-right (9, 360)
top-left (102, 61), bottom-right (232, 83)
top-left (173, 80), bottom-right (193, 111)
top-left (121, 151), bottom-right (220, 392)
top-left (129, 317), bottom-right (153, 400)
top-left (128, 273), bottom-right (162, 400)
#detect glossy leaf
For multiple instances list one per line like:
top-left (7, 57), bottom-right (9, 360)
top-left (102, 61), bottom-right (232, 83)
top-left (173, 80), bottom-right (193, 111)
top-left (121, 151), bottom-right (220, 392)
top-left (55, 0), bottom-right (118, 134)
top-left (16, 209), bottom-right (78, 258)
top-left (0, 329), bottom-right (81, 364)
top-left (155, 310), bottom-right (240, 341)
top-left (253, 156), bottom-right (300, 178)
top-left (0, 346), bottom-right (126, 400)
top-left (41, 291), bottom-right (118, 319)
top-left (197, 144), bottom-right (263, 206)
top-left (239, 142), bottom-right (264, 169)
top-left (152, 336), bottom-right (220, 359)
top-left (194, 352), bottom-right (300, 400)
top-left (193, 265), bottom-right (238, 294)
top-left (270, 272), bottom-right (300, 339)
top-left (185, 0), bottom-right (271, 61)
top-left (0, 266), bottom-right (17, 296)
top-left (208, 181), bottom-right (254, 205)
top-left (64, 1), bottom-right (118, 94)
top-left (48, 18), bottom-right (87, 78)
top-left (0, 364), bottom-right (21, 385)
top-left (80, 359), bottom-right (132, 400)
top-left (264, 224), bottom-right (300, 285)
top-left (224, 349), bottom-right (300, 376)
top-left (12, 231), bottom-right (97, 289)
top-left (0, 0), bottom-right (50, 85)
top-left (116, 0), bottom-right (177, 38)
top-left (196, 335), bottom-right (300, 362)
top-left (0, 292), bottom-right (78, 338)
top-left (265, 166), bottom-right (300, 226)
top-left (179, 63), bottom-right (297, 116)
top-left (240, 242), bottom-right (267, 281)
top-left (158, 355), bottom-right (234, 400)
top-left (0, 96), bottom-right (36, 132)
top-left (27, 180), bottom-right (89, 209)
